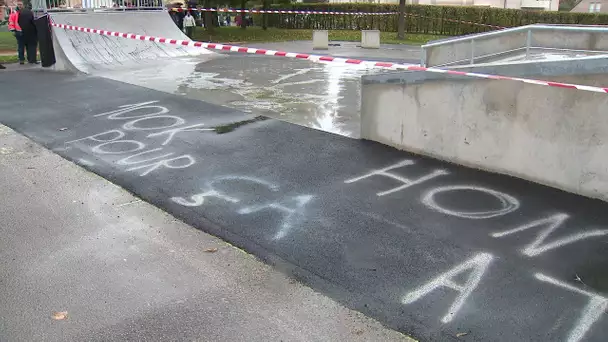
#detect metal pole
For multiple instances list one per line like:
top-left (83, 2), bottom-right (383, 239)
top-left (420, 47), bottom-right (427, 67)
top-left (470, 39), bottom-right (475, 65)
top-left (526, 29), bottom-right (532, 59)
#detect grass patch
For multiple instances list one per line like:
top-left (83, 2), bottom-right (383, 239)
top-left (193, 27), bottom-right (443, 46)
top-left (0, 28), bottom-right (440, 57)
top-left (214, 116), bottom-right (267, 134)
top-left (0, 27), bottom-right (440, 65)
top-left (0, 32), bottom-right (17, 51)
top-left (0, 54), bottom-right (19, 64)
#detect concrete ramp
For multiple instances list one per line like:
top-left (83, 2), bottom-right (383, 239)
top-left (50, 11), bottom-right (212, 73)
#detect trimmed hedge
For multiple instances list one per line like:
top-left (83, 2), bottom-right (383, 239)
top-left (261, 3), bottom-right (608, 35)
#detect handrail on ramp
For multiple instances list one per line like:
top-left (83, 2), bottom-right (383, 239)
top-left (421, 24), bottom-right (608, 67)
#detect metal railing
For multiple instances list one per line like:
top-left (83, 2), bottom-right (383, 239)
top-left (421, 24), bottom-right (608, 67)
top-left (30, 0), bottom-right (165, 11)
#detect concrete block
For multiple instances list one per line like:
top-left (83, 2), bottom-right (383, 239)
top-left (361, 69), bottom-right (608, 201)
top-left (361, 30), bottom-right (380, 49)
top-left (312, 30), bottom-right (329, 50)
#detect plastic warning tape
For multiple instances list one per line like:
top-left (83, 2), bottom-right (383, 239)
top-left (405, 13), bottom-right (506, 29)
top-left (172, 8), bottom-right (506, 29)
top-left (50, 23), bottom-right (608, 94)
top-left (172, 8), bottom-right (396, 15)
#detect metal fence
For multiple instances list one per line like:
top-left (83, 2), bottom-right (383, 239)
top-left (30, 0), bottom-right (164, 11)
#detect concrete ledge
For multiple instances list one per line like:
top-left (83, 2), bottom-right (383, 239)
top-left (312, 30), bottom-right (329, 50)
top-left (361, 30), bottom-right (380, 49)
top-left (422, 25), bottom-right (608, 67)
top-left (361, 57), bottom-right (608, 201)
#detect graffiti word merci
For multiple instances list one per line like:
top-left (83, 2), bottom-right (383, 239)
top-left (171, 175), bottom-right (314, 240)
top-left (65, 101), bottom-right (212, 176)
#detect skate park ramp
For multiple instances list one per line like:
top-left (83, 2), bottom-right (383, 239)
top-left (50, 10), bottom-right (214, 74)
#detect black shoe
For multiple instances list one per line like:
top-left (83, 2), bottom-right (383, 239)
top-left (0, 64), bottom-right (6, 70)
top-left (28, 61), bottom-right (39, 65)
top-left (19, 60), bottom-right (25, 65)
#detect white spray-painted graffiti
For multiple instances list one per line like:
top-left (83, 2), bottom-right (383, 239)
top-left (65, 101), bottom-right (211, 176)
top-left (492, 213), bottom-right (608, 257)
top-left (344, 159), bottom-right (449, 196)
top-left (63, 102), bottom-right (607, 341)
top-left (344, 159), bottom-right (607, 340)
top-left (421, 185), bottom-right (520, 219)
top-left (535, 273), bottom-right (608, 342)
top-left (402, 252), bottom-right (494, 323)
top-left (171, 175), bottom-right (314, 240)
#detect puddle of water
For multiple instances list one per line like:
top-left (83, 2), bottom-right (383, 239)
top-left (97, 54), bottom-right (382, 138)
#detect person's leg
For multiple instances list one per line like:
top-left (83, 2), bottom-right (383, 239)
top-left (15, 32), bottom-right (25, 64)
top-left (26, 35), bottom-right (38, 64)
top-left (186, 26), bottom-right (194, 38)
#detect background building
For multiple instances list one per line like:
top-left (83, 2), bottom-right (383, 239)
top-left (571, 0), bottom-right (607, 12)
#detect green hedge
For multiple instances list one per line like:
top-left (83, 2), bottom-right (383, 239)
top-left (259, 3), bottom-right (608, 35)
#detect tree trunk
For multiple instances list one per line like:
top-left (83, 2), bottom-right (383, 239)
top-left (203, 0), bottom-right (214, 33)
top-left (240, 0), bottom-right (246, 29)
top-left (397, 0), bottom-right (406, 40)
top-left (262, 0), bottom-right (268, 30)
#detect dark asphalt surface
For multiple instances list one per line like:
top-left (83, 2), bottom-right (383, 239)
top-left (1, 70), bottom-right (607, 342)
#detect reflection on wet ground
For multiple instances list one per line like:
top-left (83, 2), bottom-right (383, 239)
top-left (477, 48), bottom-right (608, 65)
top-left (98, 52), bottom-right (390, 137)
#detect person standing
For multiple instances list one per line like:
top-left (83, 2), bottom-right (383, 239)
top-left (175, 5), bottom-right (185, 32)
top-left (8, 5), bottom-right (25, 65)
top-left (183, 11), bottom-right (196, 39)
top-left (18, 4), bottom-right (38, 64)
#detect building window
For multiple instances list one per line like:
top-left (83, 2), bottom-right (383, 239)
top-left (589, 2), bottom-right (602, 12)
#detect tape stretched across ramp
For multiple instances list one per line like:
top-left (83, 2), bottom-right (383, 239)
top-left (50, 10), bottom-right (212, 74)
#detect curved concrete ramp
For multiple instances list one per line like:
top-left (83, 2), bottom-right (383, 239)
top-left (50, 11), bottom-right (212, 73)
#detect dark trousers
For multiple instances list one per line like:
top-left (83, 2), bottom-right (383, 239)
top-left (14, 31), bottom-right (25, 62)
top-left (24, 33), bottom-right (38, 63)
top-left (15, 31), bottom-right (37, 63)
top-left (185, 26), bottom-right (194, 39)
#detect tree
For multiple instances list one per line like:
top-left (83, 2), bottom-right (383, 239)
top-left (239, 0), bottom-right (246, 29)
top-left (201, 0), bottom-right (216, 33)
top-left (261, 0), bottom-right (269, 30)
top-left (397, 0), bottom-right (405, 40)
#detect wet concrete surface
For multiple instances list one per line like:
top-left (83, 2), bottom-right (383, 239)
top-left (471, 48), bottom-right (608, 66)
top-left (1, 70), bottom-right (607, 342)
top-left (92, 41), bottom-right (419, 138)
top-left (244, 40), bottom-right (422, 64)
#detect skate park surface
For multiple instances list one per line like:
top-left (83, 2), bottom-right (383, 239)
top-left (0, 9), bottom-right (607, 342)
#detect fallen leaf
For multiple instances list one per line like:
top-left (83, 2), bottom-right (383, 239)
top-left (456, 332), bottom-right (468, 337)
top-left (353, 329), bottom-right (364, 335)
top-left (59, 128), bottom-right (68, 131)
top-left (204, 248), bottom-right (219, 253)
top-left (52, 311), bottom-right (68, 320)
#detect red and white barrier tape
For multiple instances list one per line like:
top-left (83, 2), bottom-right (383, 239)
top-left (405, 13), bottom-right (506, 29)
top-left (50, 23), bottom-right (608, 94)
top-left (172, 8), bottom-right (396, 15)
top-left (171, 8), bottom-right (506, 29)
